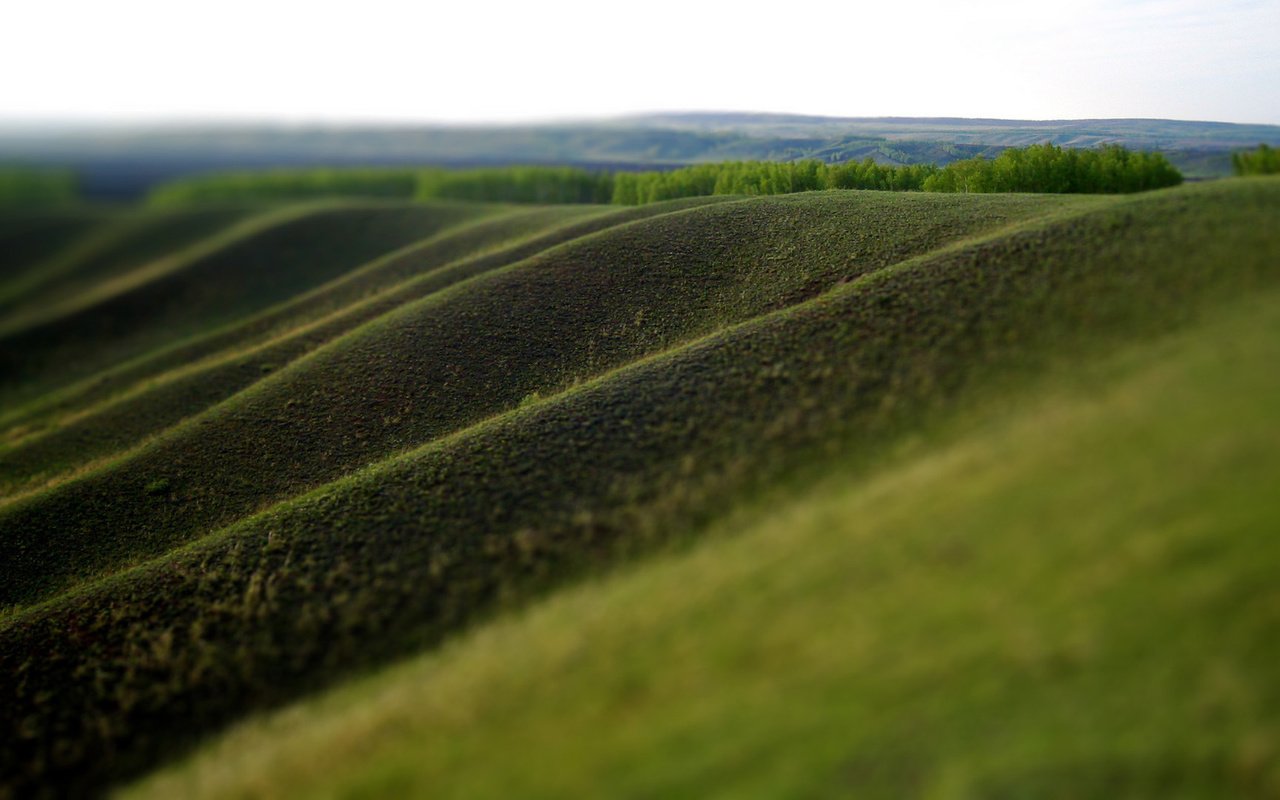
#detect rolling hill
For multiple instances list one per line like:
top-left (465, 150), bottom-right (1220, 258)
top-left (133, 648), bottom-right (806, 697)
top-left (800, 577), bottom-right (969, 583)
top-left (129, 262), bottom-right (1280, 800)
top-left (1, 177), bottom-right (1277, 797)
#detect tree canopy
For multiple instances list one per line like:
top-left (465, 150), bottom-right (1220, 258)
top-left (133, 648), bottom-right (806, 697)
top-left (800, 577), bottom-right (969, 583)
top-left (145, 145), bottom-right (1185, 208)
top-left (0, 167), bottom-right (80, 208)
top-left (1232, 144), bottom-right (1280, 176)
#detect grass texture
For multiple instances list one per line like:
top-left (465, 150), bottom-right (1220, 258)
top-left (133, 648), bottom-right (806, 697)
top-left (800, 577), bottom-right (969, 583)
top-left (0, 178), bottom-right (1276, 797)
top-left (129, 281), bottom-right (1280, 800)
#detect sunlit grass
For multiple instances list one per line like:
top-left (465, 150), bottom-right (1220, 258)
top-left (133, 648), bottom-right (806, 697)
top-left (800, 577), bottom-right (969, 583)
top-left (1, 178), bottom-right (1277, 795)
top-left (129, 288), bottom-right (1280, 799)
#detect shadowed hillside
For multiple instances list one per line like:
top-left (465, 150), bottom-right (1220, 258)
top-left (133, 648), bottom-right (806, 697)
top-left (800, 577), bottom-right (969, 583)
top-left (0, 207), bottom-right (252, 333)
top-left (0, 178), bottom-right (1277, 797)
top-left (0, 202), bottom-right (494, 405)
top-left (0, 200), bottom-right (728, 497)
top-left (0, 200), bottom-right (734, 443)
top-left (0, 211), bottom-right (115, 287)
top-left (131, 284), bottom-right (1280, 800)
top-left (0, 191), bottom-right (1092, 605)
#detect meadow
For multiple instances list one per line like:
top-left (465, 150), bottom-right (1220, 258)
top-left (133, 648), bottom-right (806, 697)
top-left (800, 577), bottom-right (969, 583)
top-left (0, 174), bottom-right (1277, 797)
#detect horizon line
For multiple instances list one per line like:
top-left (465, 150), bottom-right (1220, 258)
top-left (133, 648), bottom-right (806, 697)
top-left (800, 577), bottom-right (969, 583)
top-left (3, 109), bottom-right (1280, 132)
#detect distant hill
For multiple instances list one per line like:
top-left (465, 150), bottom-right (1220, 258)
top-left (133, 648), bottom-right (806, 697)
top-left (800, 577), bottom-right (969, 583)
top-left (2, 113), bottom-right (1277, 198)
top-left (626, 111), bottom-right (1280, 148)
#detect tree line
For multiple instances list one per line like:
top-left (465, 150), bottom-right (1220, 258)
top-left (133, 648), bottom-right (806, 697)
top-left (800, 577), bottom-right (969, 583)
top-left (418, 166), bottom-right (613, 204)
top-left (146, 168), bottom-right (419, 206)
top-left (146, 166), bottom-right (611, 206)
top-left (1232, 144), bottom-right (1280, 176)
top-left (607, 144), bottom-right (1181, 202)
top-left (920, 144), bottom-right (1183, 194)
top-left (145, 144), bottom-right (1186, 208)
top-left (0, 167), bottom-right (80, 208)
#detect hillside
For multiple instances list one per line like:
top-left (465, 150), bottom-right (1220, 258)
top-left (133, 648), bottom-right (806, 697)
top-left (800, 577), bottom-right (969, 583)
top-left (1, 178), bottom-right (1277, 797)
top-left (130, 263), bottom-right (1280, 800)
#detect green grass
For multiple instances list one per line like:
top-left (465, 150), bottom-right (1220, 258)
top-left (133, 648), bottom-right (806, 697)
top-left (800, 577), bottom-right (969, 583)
top-left (0, 201), bottom-right (495, 406)
top-left (0, 209), bottom-right (115, 287)
top-left (0, 178), bottom-right (1276, 797)
top-left (0, 204), bottom-right (612, 493)
top-left (0, 167), bottom-right (79, 209)
top-left (0, 190), bottom-right (1085, 605)
top-left (125, 282), bottom-right (1280, 800)
top-left (0, 200), bottom-right (745, 496)
top-left (0, 206), bottom-right (252, 334)
top-left (0, 198), bottom-right (725, 447)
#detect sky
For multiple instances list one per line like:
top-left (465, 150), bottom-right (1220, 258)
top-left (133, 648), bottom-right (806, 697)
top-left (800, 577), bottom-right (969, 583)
top-left (3, 0), bottom-right (1278, 125)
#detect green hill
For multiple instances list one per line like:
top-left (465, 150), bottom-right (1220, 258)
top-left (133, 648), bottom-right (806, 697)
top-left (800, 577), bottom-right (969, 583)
top-left (0, 190), bottom-right (1088, 605)
top-left (0, 207), bottom-right (252, 333)
top-left (0, 178), bottom-right (1277, 798)
top-left (0, 201), bottom-right (501, 406)
top-left (0, 210), bottom-right (115, 290)
top-left (129, 268), bottom-right (1280, 800)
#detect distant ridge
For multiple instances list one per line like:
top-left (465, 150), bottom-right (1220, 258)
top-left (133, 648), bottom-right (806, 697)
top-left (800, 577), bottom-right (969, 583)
top-left (625, 111), bottom-right (1272, 127)
top-left (1, 112), bottom-right (1277, 198)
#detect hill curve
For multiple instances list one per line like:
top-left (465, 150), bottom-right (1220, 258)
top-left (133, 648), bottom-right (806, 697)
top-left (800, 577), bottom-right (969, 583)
top-left (129, 283), bottom-right (1280, 800)
top-left (0, 206), bottom-right (252, 334)
top-left (1, 178), bottom-right (1276, 795)
top-left (0, 201), bottom-right (496, 407)
top-left (0, 199), bottom-right (728, 497)
top-left (0, 191), bottom-right (1090, 606)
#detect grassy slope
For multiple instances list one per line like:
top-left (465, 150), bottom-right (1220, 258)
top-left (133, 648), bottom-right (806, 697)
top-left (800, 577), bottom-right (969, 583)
top-left (0, 210), bottom-right (113, 285)
top-left (0, 207), bottom-right (251, 333)
top-left (0, 205), bottom-right (614, 494)
top-left (0, 201), bottom-right (495, 406)
top-left (0, 199), bottom-right (783, 498)
top-left (0, 191), bottom-right (1082, 605)
top-left (127, 286), bottom-right (1280, 800)
top-left (0, 199), bottom-right (725, 446)
top-left (0, 179), bottom-right (1276, 795)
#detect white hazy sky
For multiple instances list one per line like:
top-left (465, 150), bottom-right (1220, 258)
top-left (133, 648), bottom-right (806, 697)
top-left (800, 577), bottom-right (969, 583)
top-left (3, 0), bottom-right (1278, 125)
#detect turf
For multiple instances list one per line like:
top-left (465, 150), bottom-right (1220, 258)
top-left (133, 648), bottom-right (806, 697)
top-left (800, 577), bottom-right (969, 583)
top-left (0, 190), bottom-right (1085, 604)
top-left (0, 210), bottom-right (115, 286)
top-left (125, 284), bottom-right (1280, 800)
top-left (0, 200), bottom-right (741, 495)
top-left (0, 204), bottom-right (611, 493)
top-left (0, 178), bottom-right (1276, 797)
top-left (0, 201), bottom-right (495, 406)
top-left (0, 198), bottom-right (724, 447)
top-left (0, 207), bottom-right (251, 335)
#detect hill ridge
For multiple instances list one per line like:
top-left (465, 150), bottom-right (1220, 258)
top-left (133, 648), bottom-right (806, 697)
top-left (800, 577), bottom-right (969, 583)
top-left (0, 199), bottom-right (738, 500)
top-left (1, 177), bottom-right (1277, 796)
top-left (0, 191), bottom-right (1091, 606)
top-left (0, 190), bottom-right (1109, 593)
top-left (0, 199), bottom-right (730, 437)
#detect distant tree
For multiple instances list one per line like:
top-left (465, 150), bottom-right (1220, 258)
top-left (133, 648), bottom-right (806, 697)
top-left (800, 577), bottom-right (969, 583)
top-left (145, 145), bottom-right (1186, 210)
top-left (923, 144), bottom-right (1180, 195)
top-left (0, 166), bottom-right (80, 208)
top-left (1232, 144), bottom-right (1280, 176)
top-left (148, 168), bottom-right (419, 206)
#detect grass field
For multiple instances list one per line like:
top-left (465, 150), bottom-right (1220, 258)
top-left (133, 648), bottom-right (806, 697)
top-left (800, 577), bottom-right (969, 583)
top-left (1, 177), bottom-right (1277, 797)
top-left (0, 207), bottom-right (253, 334)
top-left (128, 277), bottom-right (1280, 800)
